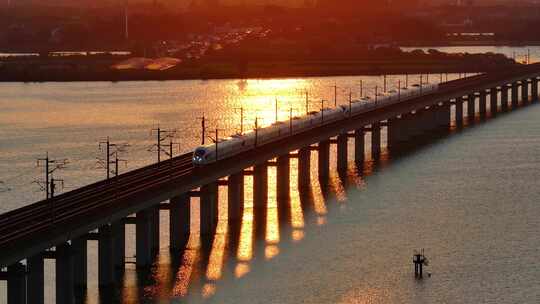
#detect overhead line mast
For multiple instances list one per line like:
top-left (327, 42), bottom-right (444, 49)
top-left (35, 152), bottom-right (68, 199)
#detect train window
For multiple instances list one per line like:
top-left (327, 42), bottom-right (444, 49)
top-left (195, 149), bottom-right (206, 157)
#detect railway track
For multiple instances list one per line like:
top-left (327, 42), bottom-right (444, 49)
top-left (0, 154), bottom-right (192, 227)
top-left (0, 154), bottom-right (194, 246)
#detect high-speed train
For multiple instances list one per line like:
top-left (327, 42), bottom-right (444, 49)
top-left (193, 83), bottom-right (438, 165)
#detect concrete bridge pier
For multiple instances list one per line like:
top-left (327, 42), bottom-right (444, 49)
top-left (501, 85), bottom-right (509, 111)
top-left (227, 173), bottom-right (244, 222)
top-left (297, 148), bottom-right (311, 189)
top-left (444, 103), bottom-right (452, 127)
top-left (371, 122), bottom-right (381, 159)
top-left (511, 82), bottom-right (519, 108)
top-left (200, 182), bottom-right (219, 236)
top-left (409, 111), bottom-right (424, 138)
top-left (426, 106), bottom-right (439, 131)
top-left (170, 194), bottom-right (190, 251)
top-left (417, 107), bottom-right (431, 134)
top-left (479, 91), bottom-right (487, 119)
top-left (253, 163), bottom-right (268, 239)
top-left (401, 113), bottom-right (415, 142)
top-left (467, 93), bottom-right (476, 122)
top-left (432, 105), bottom-right (443, 131)
top-left (522, 79), bottom-right (529, 104)
top-left (455, 97), bottom-right (463, 127)
top-left (276, 154), bottom-right (291, 196)
top-left (529, 78), bottom-right (536, 100)
top-left (151, 206), bottom-right (160, 254)
top-left (276, 154), bottom-right (291, 223)
top-left (387, 117), bottom-right (404, 151)
top-left (531, 78), bottom-right (538, 102)
top-left (136, 208), bottom-right (155, 268)
top-left (430, 106), bottom-right (441, 131)
top-left (337, 133), bottom-right (348, 172)
top-left (56, 242), bottom-right (75, 304)
top-left (386, 118), bottom-right (397, 151)
top-left (425, 106), bottom-right (439, 132)
top-left (112, 221), bottom-right (125, 269)
top-left (98, 224), bottom-right (115, 288)
top-left (437, 103), bottom-right (451, 130)
top-left (318, 140), bottom-right (330, 181)
top-left (26, 254), bottom-right (44, 304)
top-left (354, 129), bottom-right (365, 164)
top-left (71, 236), bottom-right (87, 290)
top-left (490, 88), bottom-right (498, 116)
top-left (7, 262), bottom-right (26, 304)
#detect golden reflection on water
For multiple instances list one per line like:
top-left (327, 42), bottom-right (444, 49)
top-left (317, 216), bottom-right (327, 226)
top-left (237, 176), bottom-right (254, 263)
top-left (349, 164), bottom-right (367, 189)
top-left (172, 249), bottom-right (198, 297)
top-left (234, 263), bottom-right (251, 278)
top-left (122, 267), bottom-right (139, 304)
top-left (266, 206), bottom-right (280, 243)
top-left (266, 166), bottom-right (280, 244)
top-left (288, 163), bottom-right (305, 230)
top-left (243, 79), bottom-right (309, 93)
top-left (292, 229), bottom-right (305, 242)
top-left (205, 225), bottom-right (227, 281)
top-left (201, 283), bottom-right (217, 299)
top-left (329, 173), bottom-right (348, 203)
top-left (236, 209), bottom-right (254, 262)
top-left (338, 287), bottom-right (384, 304)
top-left (310, 178), bottom-right (329, 216)
top-left (289, 190), bottom-right (305, 230)
top-left (150, 252), bottom-right (173, 299)
top-left (288, 158), bottom-right (305, 229)
top-left (288, 155), bottom-right (308, 243)
top-left (265, 244), bottom-right (280, 260)
top-left (229, 79), bottom-right (310, 132)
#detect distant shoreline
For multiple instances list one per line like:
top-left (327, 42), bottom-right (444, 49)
top-left (0, 68), bottom-right (514, 83)
top-left (0, 70), bottom-right (506, 83)
top-left (0, 63), bottom-right (518, 83)
top-left (0, 52), bottom-right (518, 82)
top-left (400, 41), bottom-right (540, 47)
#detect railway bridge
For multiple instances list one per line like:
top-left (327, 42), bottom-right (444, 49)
top-left (2, 64), bottom-right (540, 304)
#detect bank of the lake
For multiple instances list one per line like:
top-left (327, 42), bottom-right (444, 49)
top-left (0, 49), bottom-right (515, 82)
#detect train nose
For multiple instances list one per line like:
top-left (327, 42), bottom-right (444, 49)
top-left (193, 156), bottom-right (202, 164)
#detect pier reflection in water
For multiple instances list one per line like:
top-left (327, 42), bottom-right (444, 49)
top-left (105, 145), bottom-right (392, 303)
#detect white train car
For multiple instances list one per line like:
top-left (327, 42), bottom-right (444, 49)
top-left (193, 135), bottom-right (246, 165)
top-left (272, 121), bottom-right (292, 137)
top-left (291, 115), bottom-right (312, 133)
top-left (193, 82), bottom-right (440, 165)
top-left (256, 124), bottom-right (279, 145)
top-left (323, 107), bottom-right (347, 123)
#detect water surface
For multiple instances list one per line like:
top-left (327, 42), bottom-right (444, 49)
top-left (0, 70), bottom-right (539, 303)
